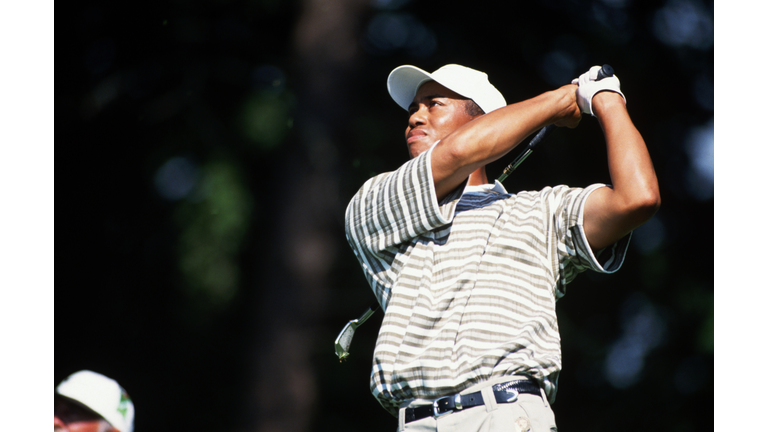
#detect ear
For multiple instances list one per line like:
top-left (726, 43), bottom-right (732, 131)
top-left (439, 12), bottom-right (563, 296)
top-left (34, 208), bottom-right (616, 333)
top-left (463, 99), bottom-right (484, 118)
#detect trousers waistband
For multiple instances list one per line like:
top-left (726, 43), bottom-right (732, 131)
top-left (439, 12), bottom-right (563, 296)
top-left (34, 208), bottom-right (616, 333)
top-left (404, 378), bottom-right (541, 424)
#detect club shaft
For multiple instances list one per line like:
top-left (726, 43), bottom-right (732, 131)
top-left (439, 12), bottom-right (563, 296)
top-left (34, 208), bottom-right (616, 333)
top-left (353, 305), bottom-right (377, 328)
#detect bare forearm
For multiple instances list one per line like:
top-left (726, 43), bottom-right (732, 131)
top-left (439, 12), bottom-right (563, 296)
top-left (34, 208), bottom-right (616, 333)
top-left (584, 92), bottom-right (660, 250)
top-left (596, 93), bottom-right (659, 210)
top-left (432, 86), bottom-right (580, 198)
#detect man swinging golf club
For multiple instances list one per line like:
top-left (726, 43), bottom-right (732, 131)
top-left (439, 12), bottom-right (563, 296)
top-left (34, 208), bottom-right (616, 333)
top-left (344, 63), bottom-right (660, 431)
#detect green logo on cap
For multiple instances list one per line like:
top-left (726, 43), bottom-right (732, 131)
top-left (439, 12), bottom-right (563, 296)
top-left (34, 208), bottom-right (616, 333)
top-left (117, 390), bottom-right (131, 418)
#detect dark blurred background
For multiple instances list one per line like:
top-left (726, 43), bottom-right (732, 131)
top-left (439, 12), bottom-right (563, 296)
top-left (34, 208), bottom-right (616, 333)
top-left (55, 0), bottom-right (713, 430)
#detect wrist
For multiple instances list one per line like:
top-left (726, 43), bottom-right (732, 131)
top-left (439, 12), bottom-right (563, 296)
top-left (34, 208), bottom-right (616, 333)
top-left (591, 91), bottom-right (625, 116)
top-left (551, 84), bottom-right (579, 123)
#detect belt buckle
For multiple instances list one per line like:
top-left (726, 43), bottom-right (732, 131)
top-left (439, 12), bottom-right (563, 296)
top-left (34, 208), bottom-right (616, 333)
top-left (502, 388), bottom-right (519, 403)
top-left (432, 395), bottom-right (455, 418)
top-left (494, 380), bottom-right (523, 403)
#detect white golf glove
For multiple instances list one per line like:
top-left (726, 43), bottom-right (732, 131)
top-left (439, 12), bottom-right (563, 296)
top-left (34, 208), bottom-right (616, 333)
top-left (571, 65), bottom-right (625, 116)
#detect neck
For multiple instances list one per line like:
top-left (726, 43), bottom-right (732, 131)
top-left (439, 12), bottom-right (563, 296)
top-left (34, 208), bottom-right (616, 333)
top-left (467, 166), bottom-right (489, 187)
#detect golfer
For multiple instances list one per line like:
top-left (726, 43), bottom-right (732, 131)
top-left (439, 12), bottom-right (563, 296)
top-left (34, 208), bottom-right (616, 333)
top-left (344, 63), bottom-right (660, 431)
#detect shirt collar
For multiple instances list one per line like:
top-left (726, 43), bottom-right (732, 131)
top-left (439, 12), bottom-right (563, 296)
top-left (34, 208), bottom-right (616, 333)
top-left (463, 179), bottom-right (508, 195)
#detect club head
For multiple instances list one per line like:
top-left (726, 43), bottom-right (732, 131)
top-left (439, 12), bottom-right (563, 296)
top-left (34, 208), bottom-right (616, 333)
top-left (334, 321), bottom-right (355, 361)
top-left (334, 305), bottom-right (378, 362)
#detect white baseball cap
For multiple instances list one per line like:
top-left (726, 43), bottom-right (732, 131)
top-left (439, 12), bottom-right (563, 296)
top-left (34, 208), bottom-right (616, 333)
top-left (55, 370), bottom-right (134, 432)
top-left (387, 64), bottom-right (507, 114)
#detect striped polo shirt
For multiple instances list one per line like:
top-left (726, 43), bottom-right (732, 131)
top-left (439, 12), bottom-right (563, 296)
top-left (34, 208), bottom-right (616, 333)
top-left (344, 145), bottom-right (630, 416)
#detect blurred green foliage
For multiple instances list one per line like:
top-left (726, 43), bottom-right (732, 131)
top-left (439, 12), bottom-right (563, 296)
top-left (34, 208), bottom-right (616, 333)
top-left (240, 91), bottom-right (295, 150)
top-left (175, 160), bottom-right (254, 309)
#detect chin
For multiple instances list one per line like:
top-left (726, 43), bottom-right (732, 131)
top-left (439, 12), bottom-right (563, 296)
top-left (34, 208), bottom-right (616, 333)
top-left (408, 143), bottom-right (431, 159)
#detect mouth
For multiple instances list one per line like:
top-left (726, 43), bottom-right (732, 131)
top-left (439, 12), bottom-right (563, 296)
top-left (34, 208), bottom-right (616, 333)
top-left (406, 129), bottom-right (427, 144)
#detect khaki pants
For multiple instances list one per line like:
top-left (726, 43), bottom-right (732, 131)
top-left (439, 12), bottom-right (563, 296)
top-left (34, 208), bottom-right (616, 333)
top-left (397, 376), bottom-right (557, 432)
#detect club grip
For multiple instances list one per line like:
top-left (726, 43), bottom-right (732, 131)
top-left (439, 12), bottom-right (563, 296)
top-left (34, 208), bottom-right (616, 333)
top-left (531, 65), bottom-right (613, 149)
top-left (597, 64), bottom-right (614, 81)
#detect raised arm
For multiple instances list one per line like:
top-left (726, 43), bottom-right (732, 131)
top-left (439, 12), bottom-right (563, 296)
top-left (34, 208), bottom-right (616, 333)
top-left (582, 84), bottom-right (661, 251)
top-left (428, 85), bottom-right (582, 199)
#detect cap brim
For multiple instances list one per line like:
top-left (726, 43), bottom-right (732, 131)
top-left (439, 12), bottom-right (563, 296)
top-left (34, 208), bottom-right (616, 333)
top-left (387, 65), bottom-right (434, 111)
top-left (55, 393), bottom-right (110, 423)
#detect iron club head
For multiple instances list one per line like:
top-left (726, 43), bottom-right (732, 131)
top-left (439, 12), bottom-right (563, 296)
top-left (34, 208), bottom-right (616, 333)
top-left (334, 305), bottom-right (378, 361)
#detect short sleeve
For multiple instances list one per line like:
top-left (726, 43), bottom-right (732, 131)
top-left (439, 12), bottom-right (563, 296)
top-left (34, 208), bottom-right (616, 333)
top-left (551, 184), bottom-right (631, 297)
top-left (344, 146), bottom-right (464, 306)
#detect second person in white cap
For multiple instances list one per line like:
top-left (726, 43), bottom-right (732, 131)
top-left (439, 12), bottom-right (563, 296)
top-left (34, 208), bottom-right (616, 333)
top-left (54, 370), bottom-right (134, 432)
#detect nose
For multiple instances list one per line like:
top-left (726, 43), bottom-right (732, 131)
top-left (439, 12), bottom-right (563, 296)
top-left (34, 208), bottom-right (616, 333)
top-left (408, 104), bottom-right (427, 129)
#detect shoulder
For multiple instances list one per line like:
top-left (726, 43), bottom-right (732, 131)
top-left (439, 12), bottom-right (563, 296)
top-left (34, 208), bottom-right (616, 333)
top-left (509, 185), bottom-right (572, 202)
top-left (507, 185), bottom-right (609, 219)
top-left (518, 184), bottom-right (607, 200)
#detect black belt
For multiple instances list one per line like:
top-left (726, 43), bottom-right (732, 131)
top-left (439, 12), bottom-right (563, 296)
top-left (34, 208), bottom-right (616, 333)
top-left (404, 379), bottom-right (541, 424)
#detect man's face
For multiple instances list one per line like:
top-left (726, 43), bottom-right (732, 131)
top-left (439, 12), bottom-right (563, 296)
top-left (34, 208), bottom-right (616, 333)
top-left (405, 81), bottom-right (479, 158)
top-left (54, 396), bottom-right (115, 432)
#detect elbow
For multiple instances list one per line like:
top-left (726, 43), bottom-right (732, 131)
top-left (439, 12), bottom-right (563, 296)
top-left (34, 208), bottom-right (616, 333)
top-left (639, 195), bottom-right (661, 223)
top-left (440, 132), bottom-right (476, 163)
top-left (435, 136), bottom-right (482, 175)
top-left (643, 181), bottom-right (662, 214)
top-left (628, 188), bottom-right (661, 226)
